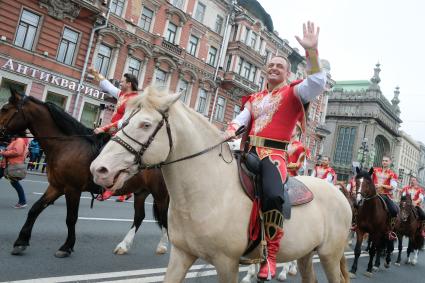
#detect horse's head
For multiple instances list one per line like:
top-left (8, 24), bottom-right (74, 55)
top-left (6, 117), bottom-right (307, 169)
top-left (90, 86), bottom-right (181, 192)
top-left (354, 167), bottom-right (377, 206)
top-left (0, 86), bottom-right (30, 137)
top-left (399, 194), bottom-right (413, 222)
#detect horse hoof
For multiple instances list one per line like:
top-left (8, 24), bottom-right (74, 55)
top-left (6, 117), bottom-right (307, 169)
top-left (364, 271), bottom-right (373, 278)
top-left (156, 245), bottom-right (167, 255)
top-left (54, 250), bottom-right (71, 258)
top-left (372, 266), bottom-right (379, 272)
top-left (384, 262), bottom-right (390, 269)
top-left (349, 272), bottom-right (357, 279)
top-left (113, 247), bottom-right (128, 255)
top-left (394, 262), bottom-right (400, 266)
top-left (411, 260), bottom-right (417, 266)
top-left (11, 246), bottom-right (26, 255)
top-left (277, 273), bottom-right (287, 282)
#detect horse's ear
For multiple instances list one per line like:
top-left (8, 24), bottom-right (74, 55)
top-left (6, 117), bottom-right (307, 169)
top-left (9, 85), bottom-right (24, 105)
top-left (368, 167), bottom-right (374, 175)
top-left (162, 92), bottom-right (182, 109)
top-left (355, 167), bottom-right (360, 174)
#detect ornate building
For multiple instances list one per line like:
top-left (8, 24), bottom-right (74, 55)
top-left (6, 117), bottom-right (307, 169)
top-left (323, 64), bottom-right (402, 181)
top-left (418, 142), bottom-right (425, 186)
top-left (394, 131), bottom-right (421, 187)
top-left (0, 0), bottom-right (332, 164)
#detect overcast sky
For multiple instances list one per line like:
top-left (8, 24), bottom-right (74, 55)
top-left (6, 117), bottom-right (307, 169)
top-left (258, 0), bottom-right (424, 144)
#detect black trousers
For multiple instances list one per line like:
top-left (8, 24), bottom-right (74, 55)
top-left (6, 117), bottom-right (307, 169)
top-left (381, 195), bottom-right (399, 217)
top-left (260, 156), bottom-right (285, 213)
top-left (416, 206), bottom-right (425, 220)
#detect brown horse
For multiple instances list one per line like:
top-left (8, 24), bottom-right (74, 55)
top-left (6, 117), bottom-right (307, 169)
top-left (349, 167), bottom-right (394, 278)
top-left (395, 194), bottom-right (424, 266)
top-left (0, 88), bottom-right (169, 258)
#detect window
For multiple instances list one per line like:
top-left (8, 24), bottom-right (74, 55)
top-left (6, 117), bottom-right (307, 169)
top-left (0, 79), bottom-right (26, 106)
top-left (213, 96), bottom-right (226, 122)
top-left (111, 0), bottom-right (125, 16)
top-left (45, 92), bottom-right (67, 109)
top-left (225, 55), bottom-right (232, 72)
top-left (258, 76), bottom-right (265, 89)
top-left (178, 79), bottom-right (189, 103)
top-left (194, 2), bottom-right (206, 22)
top-left (233, 105), bottom-right (241, 119)
top-left (244, 28), bottom-right (250, 44)
top-left (15, 9), bottom-right (40, 51)
top-left (215, 15), bottom-right (224, 34)
top-left (95, 44), bottom-right (112, 77)
top-left (139, 7), bottom-right (153, 32)
top-left (196, 89), bottom-right (208, 114)
top-left (172, 0), bottom-right (185, 9)
top-left (265, 49), bottom-right (271, 61)
top-left (80, 102), bottom-right (100, 128)
top-left (188, 35), bottom-right (199, 56)
top-left (165, 22), bottom-right (177, 44)
top-left (238, 58), bottom-right (257, 82)
top-left (57, 27), bottom-right (79, 65)
top-left (155, 69), bottom-right (167, 86)
top-left (334, 127), bottom-right (357, 165)
top-left (207, 46), bottom-right (217, 66)
top-left (127, 57), bottom-right (142, 78)
top-left (250, 32), bottom-right (257, 49)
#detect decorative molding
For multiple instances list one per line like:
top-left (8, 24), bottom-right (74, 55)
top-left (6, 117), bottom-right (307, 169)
top-left (39, 0), bottom-right (81, 21)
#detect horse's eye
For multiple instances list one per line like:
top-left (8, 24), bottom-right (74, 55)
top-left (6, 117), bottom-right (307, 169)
top-left (139, 122), bottom-right (151, 129)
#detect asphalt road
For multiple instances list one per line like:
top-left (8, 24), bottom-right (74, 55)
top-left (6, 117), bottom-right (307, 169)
top-left (0, 174), bottom-right (424, 282)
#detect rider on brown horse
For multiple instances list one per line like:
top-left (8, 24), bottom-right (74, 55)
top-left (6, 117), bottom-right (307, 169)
top-left (372, 155), bottom-right (400, 240)
top-left (401, 176), bottom-right (425, 237)
top-left (226, 22), bottom-right (326, 280)
top-left (89, 68), bottom-right (139, 201)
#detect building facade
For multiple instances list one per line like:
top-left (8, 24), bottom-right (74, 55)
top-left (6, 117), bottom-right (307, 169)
top-left (0, 0), bottom-right (332, 164)
top-left (393, 131), bottom-right (420, 187)
top-left (323, 64), bottom-right (402, 181)
top-left (418, 142), bottom-right (425, 186)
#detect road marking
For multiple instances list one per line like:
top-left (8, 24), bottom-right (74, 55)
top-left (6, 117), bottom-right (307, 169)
top-left (6, 248), bottom-right (408, 283)
top-left (78, 216), bottom-right (157, 223)
top-left (22, 179), bottom-right (49, 184)
top-left (31, 192), bottom-right (153, 205)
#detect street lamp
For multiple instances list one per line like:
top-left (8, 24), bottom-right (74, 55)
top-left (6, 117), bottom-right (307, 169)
top-left (358, 138), bottom-right (369, 169)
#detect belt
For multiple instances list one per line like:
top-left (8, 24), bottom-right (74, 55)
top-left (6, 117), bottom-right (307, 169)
top-left (249, 136), bottom-right (289, 151)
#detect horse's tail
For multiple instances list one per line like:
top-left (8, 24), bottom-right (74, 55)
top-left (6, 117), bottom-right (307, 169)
top-left (340, 254), bottom-right (350, 283)
top-left (153, 194), bottom-right (169, 229)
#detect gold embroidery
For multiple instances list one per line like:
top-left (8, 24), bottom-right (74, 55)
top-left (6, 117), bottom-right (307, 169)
top-left (251, 91), bottom-right (283, 134)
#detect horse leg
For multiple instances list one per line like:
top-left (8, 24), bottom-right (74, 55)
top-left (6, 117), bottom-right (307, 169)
top-left (277, 263), bottom-right (289, 282)
top-left (405, 238), bottom-right (412, 264)
top-left (297, 251), bottom-right (317, 283)
top-left (240, 264), bottom-right (257, 283)
top-left (411, 249), bottom-right (419, 265)
top-left (349, 230), bottom-right (364, 277)
top-left (288, 260), bottom-right (297, 275)
top-left (163, 246), bottom-right (197, 283)
top-left (54, 189), bottom-right (81, 258)
top-left (395, 235), bottom-right (403, 266)
top-left (11, 185), bottom-right (62, 255)
top-left (214, 256), bottom-right (239, 283)
top-left (156, 227), bottom-right (169, 254)
top-left (114, 191), bottom-right (149, 255)
top-left (373, 242), bottom-right (382, 271)
top-left (384, 239), bottom-right (394, 268)
top-left (365, 242), bottom-right (376, 276)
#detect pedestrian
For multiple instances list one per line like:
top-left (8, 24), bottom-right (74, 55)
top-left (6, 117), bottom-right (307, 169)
top-left (0, 136), bottom-right (30, 208)
top-left (27, 139), bottom-right (40, 170)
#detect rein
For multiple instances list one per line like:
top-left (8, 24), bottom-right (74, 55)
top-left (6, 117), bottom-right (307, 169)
top-left (112, 108), bottom-right (246, 169)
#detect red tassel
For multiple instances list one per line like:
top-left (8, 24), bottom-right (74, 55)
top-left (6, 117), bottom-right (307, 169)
top-left (249, 198), bottom-right (261, 241)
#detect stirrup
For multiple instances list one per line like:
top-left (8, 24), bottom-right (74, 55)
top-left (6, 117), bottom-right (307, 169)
top-left (350, 224), bottom-right (357, 231)
top-left (388, 231), bottom-right (397, 241)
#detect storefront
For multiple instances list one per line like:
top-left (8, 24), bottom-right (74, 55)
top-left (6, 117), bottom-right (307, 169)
top-left (0, 56), bottom-right (113, 128)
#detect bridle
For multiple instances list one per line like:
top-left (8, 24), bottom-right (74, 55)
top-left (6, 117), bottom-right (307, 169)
top-left (355, 177), bottom-right (378, 206)
top-left (111, 108), bottom-right (244, 170)
top-left (0, 96), bottom-right (29, 138)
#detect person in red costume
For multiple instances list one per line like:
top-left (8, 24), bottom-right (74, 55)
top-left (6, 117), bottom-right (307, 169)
top-left (89, 68), bottom-right (139, 202)
top-left (372, 155), bottom-right (399, 239)
top-left (311, 156), bottom-right (336, 184)
top-left (400, 176), bottom-right (425, 237)
top-left (287, 123), bottom-right (309, 177)
top-left (226, 22), bottom-right (326, 280)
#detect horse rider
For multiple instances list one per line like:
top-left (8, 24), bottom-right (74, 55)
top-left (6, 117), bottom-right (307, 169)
top-left (89, 68), bottom-right (139, 202)
top-left (400, 176), bottom-right (425, 237)
top-left (287, 122), bottom-right (310, 177)
top-left (226, 21), bottom-right (326, 280)
top-left (311, 156), bottom-right (336, 184)
top-left (372, 155), bottom-right (400, 240)
top-left (347, 176), bottom-right (356, 196)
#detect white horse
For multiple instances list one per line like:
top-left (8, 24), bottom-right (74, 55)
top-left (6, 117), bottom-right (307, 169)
top-left (114, 226), bottom-right (169, 255)
top-left (90, 87), bottom-right (352, 283)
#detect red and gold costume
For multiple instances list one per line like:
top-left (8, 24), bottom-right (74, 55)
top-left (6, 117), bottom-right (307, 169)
top-left (99, 91), bottom-right (138, 134)
top-left (287, 140), bottom-right (309, 177)
top-left (313, 164), bottom-right (336, 184)
top-left (401, 185), bottom-right (425, 206)
top-left (347, 177), bottom-right (356, 195)
top-left (372, 167), bottom-right (398, 199)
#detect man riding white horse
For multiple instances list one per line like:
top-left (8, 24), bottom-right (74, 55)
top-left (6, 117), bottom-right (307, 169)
top-left (226, 21), bottom-right (326, 280)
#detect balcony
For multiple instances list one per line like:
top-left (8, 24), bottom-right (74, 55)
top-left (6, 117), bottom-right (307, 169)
top-left (161, 40), bottom-right (182, 56)
top-left (227, 41), bottom-right (267, 66)
top-left (223, 72), bottom-right (259, 93)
